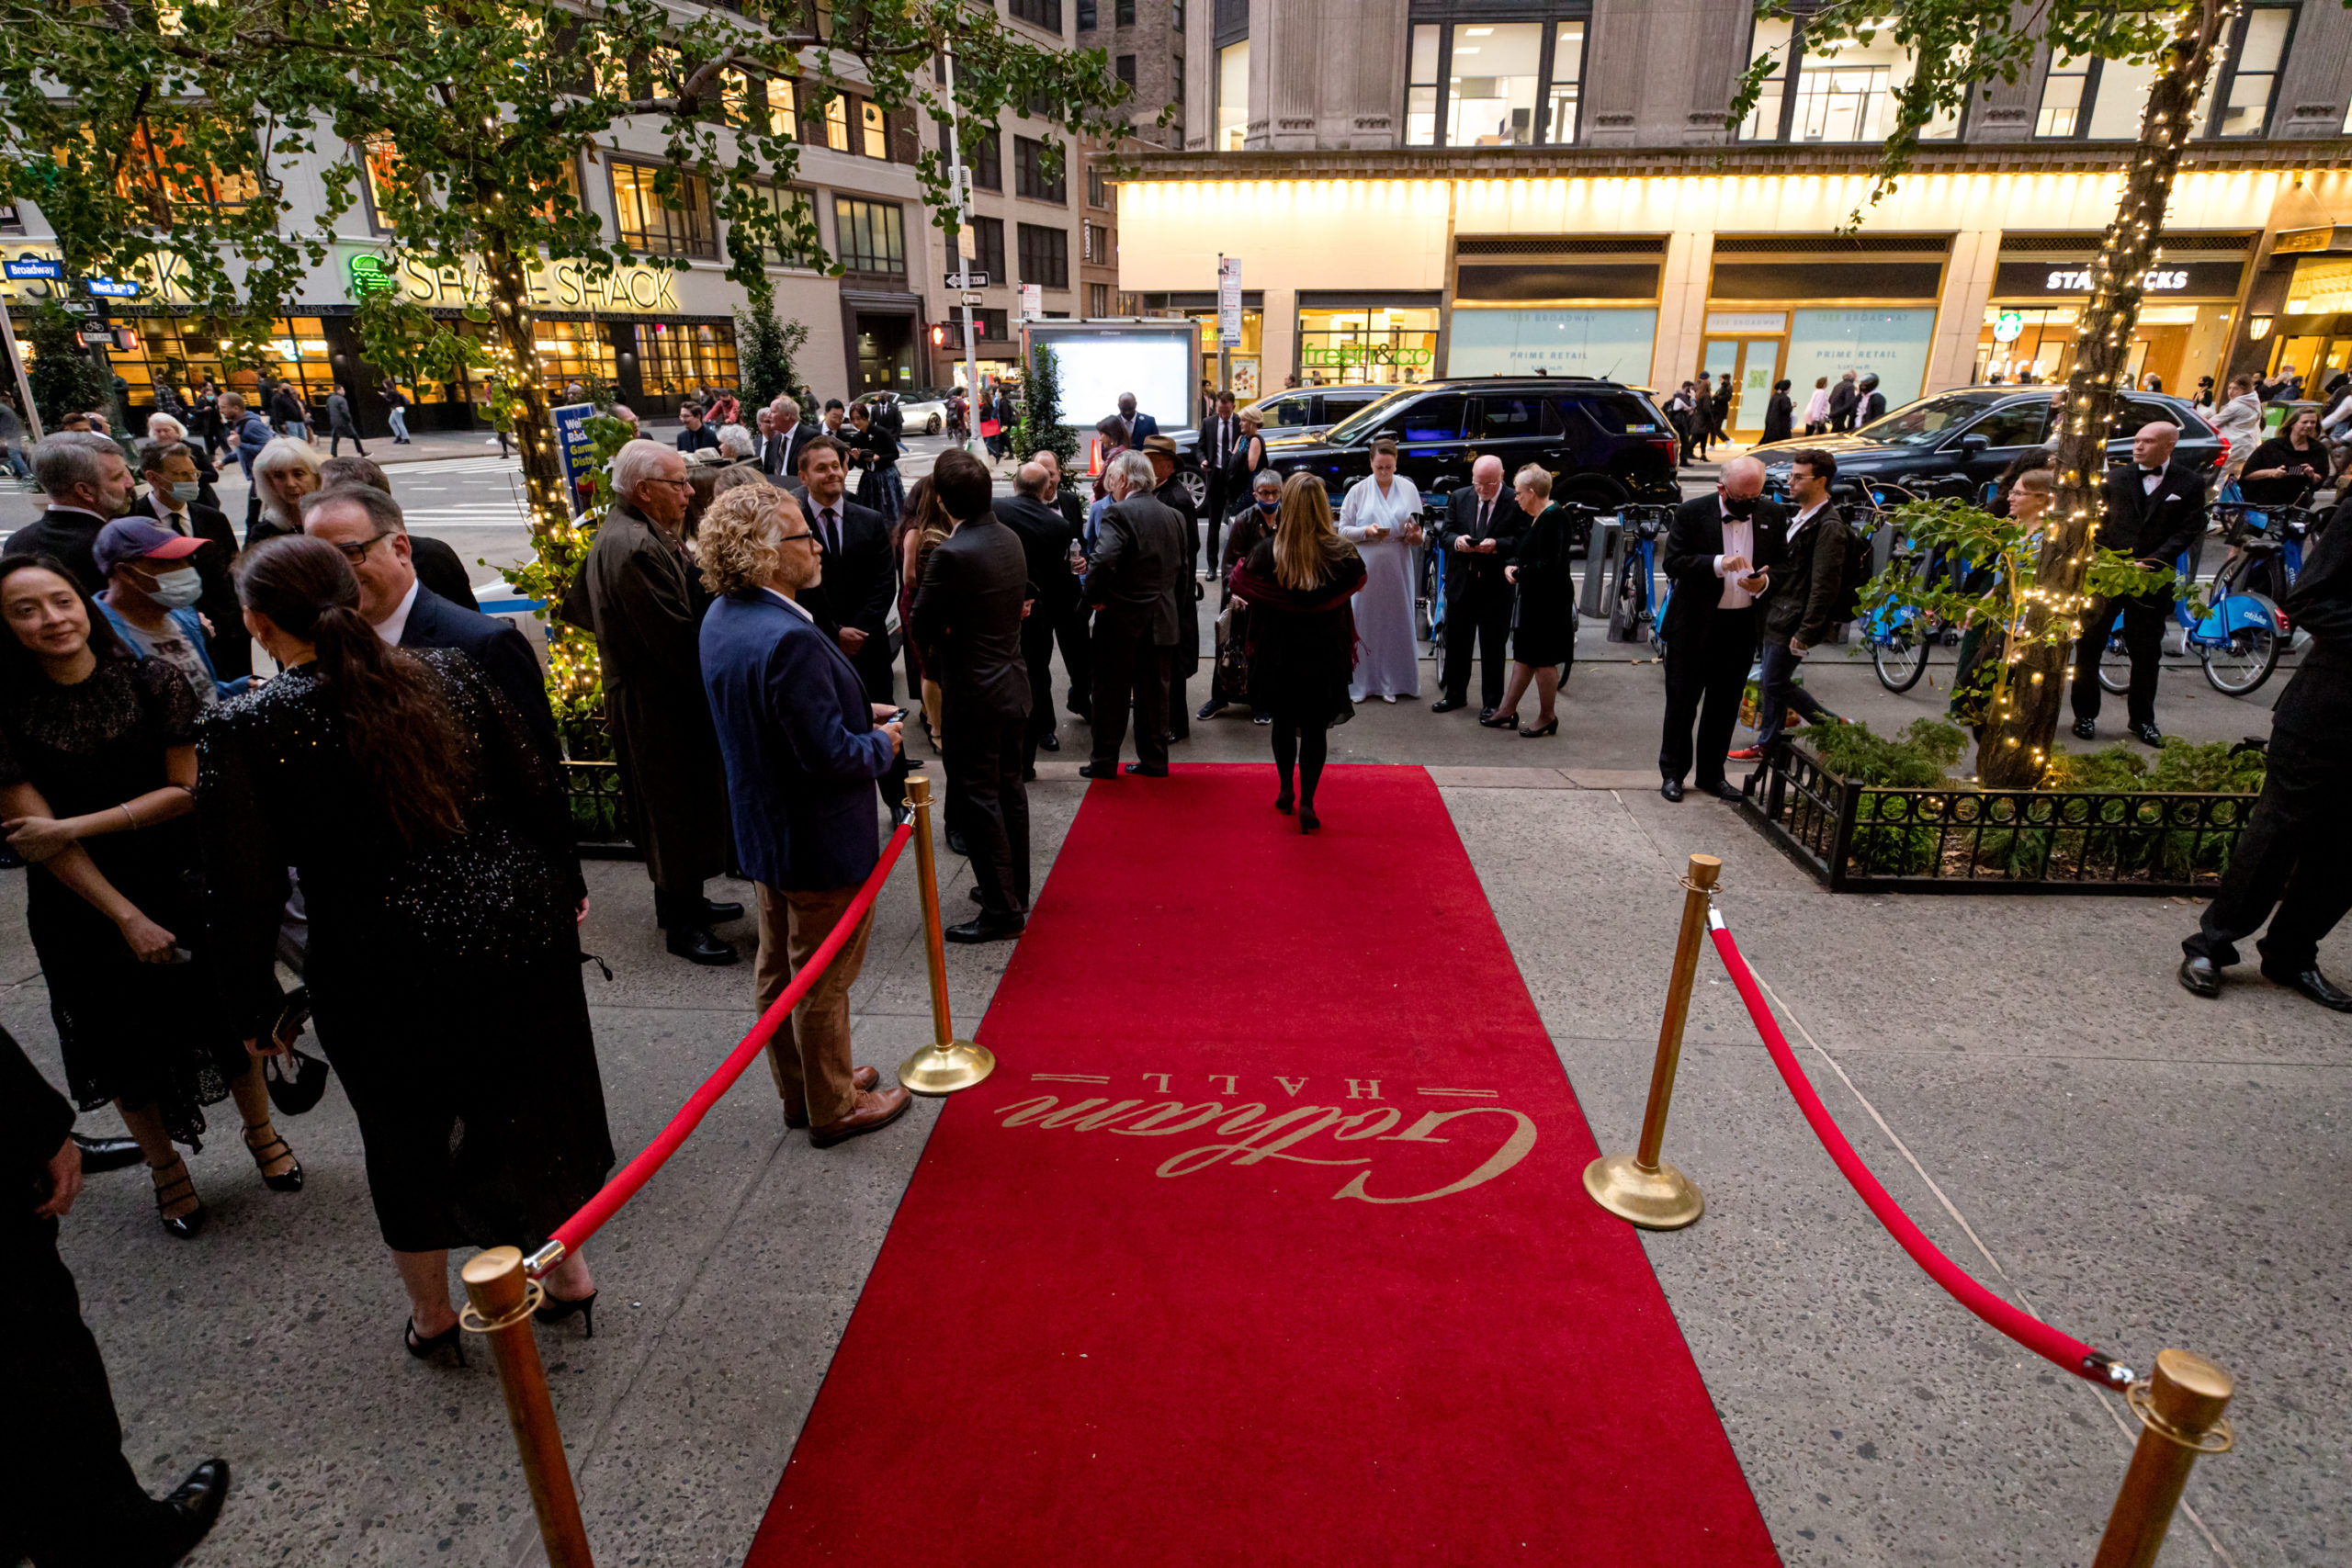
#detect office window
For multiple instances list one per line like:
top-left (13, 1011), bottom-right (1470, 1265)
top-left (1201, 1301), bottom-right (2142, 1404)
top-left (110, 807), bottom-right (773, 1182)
top-left (1405, 20), bottom-right (1593, 147)
top-left (748, 182), bottom-right (813, 264)
top-left (637, 321), bottom-right (740, 401)
top-left (1083, 219), bottom-right (1110, 265)
top-left (949, 306), bottom-right (1011, 341)
top-left (970, 216), bottom-right (1007, 282)
top-left (1014, 136), bottom-right (1067, 202)
top-left (834, 196), bottom-right (906, 274)
top-left (1088, 282), bottom-right (1110, 316)
top-left (1174, 55), bottom-right (1185, 102)
top-left (1078, 0), bottom-right (1096, 28)
top-left (356, 134), bottom-right (404, 234)
top-left (1010, 0), bottom-right (1062, 29)
top-left (1115, 0), bottom-right (1135, 24)
top-left (763, 77), bottom-right (797, 138)
top-left (858, 100), bottom-right (888, 159)
top-left (0, 204), bottom-right (22, 235)
top-left (1740, 17), bottom-right (1957, 142)
top-left (972, 130), bottom-right (1001, 189)
top-left (610, 160), bottom-right (717, 257)
top-left (1217, 40), bottom-right (1250, 149)
top-left (1116, 53), bottom-right (1137, 88)
top-left (2033, 51), bottom-right (2157, 139)
top-left (119, 117), bottom-right (262, 213)
top-left (2213, 7), bottom-right (2292, 135)
top-left (824, 93), bottom-right (853, 151)
top-left (1017, 222), bottom-right (1069, 288)
top-left (1173, 0), bottom-right (1184, 28)
top-left (1088, 161), bottom-right (1109, 208)
top-left (533, 320), bottom-right (618, 393)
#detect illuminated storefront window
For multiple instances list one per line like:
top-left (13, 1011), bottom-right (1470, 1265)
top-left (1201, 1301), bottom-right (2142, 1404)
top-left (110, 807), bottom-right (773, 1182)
top-left (1297, 306), bottom-right (1440, 385)
top-left (635, 320), bottom-right (740, 400)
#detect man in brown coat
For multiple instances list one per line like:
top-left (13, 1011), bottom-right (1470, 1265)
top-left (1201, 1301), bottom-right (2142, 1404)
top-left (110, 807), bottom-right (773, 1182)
top-left (562, 439), bottom-right (741, 964)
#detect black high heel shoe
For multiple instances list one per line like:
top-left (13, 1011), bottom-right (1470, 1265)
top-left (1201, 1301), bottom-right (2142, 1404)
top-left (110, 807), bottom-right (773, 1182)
top-left (244, 1123), bottom-right (304, 1193)
top-left (1299, 807), bottom-right (1320, 834)
top-left (1478, 711), bottom-right (1521, 729)
top-left (405, 1316), bottom-right (466, 1366)
top-left (534, 1290), bottom-right (598, 1338)
top-left (1519, 718), bottom-right (1559, 739)
top-left (1274, 790), bottom-right (1294, 814)
top-left (150, 1156), bottom-right (206, 1241)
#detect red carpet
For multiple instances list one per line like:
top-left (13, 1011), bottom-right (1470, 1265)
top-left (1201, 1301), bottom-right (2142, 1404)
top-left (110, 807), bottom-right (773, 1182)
top-left (749, 765), bottom-right (1779, 1566)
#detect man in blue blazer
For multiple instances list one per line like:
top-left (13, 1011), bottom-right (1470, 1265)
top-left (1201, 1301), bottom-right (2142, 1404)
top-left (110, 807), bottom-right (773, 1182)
top-left (1115, 390), bottom-right (1159, 446)
top-left (699, 485), bottom-right (913, 1148)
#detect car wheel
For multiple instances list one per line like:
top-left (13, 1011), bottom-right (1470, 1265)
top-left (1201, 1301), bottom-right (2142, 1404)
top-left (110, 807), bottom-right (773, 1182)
top-left (1180, 469), bottom-right (1209, 511)
top-left (927, 413), bottom-right (942, 434)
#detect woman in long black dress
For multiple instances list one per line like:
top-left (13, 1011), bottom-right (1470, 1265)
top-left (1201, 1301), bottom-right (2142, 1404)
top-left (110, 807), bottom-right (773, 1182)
top-left (202, 536), bottom-right (612, 1360)
top-left (0, 556), bottom-right (300, 1239)
top-left (1229, 473), bottom-right (1366, 833)
top-left (1488, 465), bottom-right (1575, 739)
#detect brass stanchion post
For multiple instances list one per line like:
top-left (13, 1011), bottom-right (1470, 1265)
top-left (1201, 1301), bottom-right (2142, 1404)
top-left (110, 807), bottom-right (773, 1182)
top-left (1583, 852), bottom-right (1719, 1229)
top-left (895, 774), bottom-right (997, 1094)
top-left (460, 1247), bottom-right (594, 1568)
top-left (2091, 1348), bottom-right (2235, 1568)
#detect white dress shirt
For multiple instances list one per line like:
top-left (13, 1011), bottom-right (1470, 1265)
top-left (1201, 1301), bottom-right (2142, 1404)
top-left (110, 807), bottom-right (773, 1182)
top-left (1713, 514), bottom-right (1764, 608)
top-left (763, 586), bottom-right (815, 623)
top-left (1787, 500), bottom-right (1830, 540)
top-left (373, 578), bottom-right (422, 645)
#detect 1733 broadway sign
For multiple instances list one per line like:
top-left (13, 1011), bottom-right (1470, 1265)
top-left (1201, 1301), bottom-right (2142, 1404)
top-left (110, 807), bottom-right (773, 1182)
top-left (995, 1072), bottom-right (1537, 1205)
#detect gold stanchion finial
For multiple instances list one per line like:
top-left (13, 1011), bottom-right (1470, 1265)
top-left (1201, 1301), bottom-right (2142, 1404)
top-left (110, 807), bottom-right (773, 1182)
top-left (2091, 1349), bottom-right (2235, 1568)
top-left (461, 1247), bottom-right (595, 1568)
top-left (895, 774), bottom-right (998, 1095)
top-left (1583, 852), bottom-right (1719, 1230)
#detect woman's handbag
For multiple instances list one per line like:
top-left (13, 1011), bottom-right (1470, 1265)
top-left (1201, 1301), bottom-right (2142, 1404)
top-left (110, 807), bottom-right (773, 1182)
top-left (262, 987), bottom-right (333, 1115)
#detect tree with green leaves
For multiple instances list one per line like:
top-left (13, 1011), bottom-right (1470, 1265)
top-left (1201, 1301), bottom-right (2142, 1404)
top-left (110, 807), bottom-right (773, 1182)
top-left (0, 0), bottom-right (1130, 716)
top-left (1730, 0), bottom-right (2245, 786)
top-left (1013, 339), bottom-right (1077, 469)
top-left (735, 300), bottom-right (809, 409)
top-left (22, 306), bottom-right (114, 430)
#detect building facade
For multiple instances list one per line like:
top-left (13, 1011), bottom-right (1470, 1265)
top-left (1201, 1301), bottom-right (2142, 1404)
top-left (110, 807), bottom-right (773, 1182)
top-left (0, 22), bottom-right (1107, 435)
top-left (1115, 0), bottom-right (2352, 432)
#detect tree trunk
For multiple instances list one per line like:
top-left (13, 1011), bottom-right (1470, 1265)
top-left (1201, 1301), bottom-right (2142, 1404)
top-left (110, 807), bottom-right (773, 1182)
top-left (1976, 0), bottom-right (2234, 789)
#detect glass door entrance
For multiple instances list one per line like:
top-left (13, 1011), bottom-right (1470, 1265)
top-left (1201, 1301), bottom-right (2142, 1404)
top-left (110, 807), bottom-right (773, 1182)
top-left (1702, 337), bottom-right (1788, 440)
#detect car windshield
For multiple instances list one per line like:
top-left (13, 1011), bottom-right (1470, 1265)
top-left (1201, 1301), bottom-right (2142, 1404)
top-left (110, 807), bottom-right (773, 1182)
top-left (1856, 390), bottom-right (2009, 446)
top-left (1324, 388), bottom-right (1430, 445)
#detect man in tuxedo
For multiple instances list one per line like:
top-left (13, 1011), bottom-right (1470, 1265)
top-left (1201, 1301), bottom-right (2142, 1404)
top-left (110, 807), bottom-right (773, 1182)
top-left (1036, 450), bottom-right (1092, 717)
top-left (1081, 450), bottom-right (1187, 779)
top-left (997, 462), bottom-right (1080, 773)
top-left (796, 435), bottom-right (905, 817)
top-left (301, 484), bottom-right (563, 763)
top-left (1199, 390), bottom-right (1243, 572)
top-left (133, 438), bottom-right (247, 679)
top-left (317, 454), bottom-right (481, 611)
top-left (1657, 455), bottom-right (1785, 801)
top-left (762, 395), bottom-right (813, 480)
top-left (910, 450), bottom-right (1034, 942)
top-left (1431, 455), bottom-right (1524, 718)
top-left (7, 434), bottom-right (133, 591)
top-left (1115, 390), bottom-right (1159, 448)
top-left (2072, 420), bottom-right (2207, 745)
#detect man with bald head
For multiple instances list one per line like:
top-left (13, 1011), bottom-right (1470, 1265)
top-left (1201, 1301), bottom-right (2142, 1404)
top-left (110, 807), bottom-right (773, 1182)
top-left (1432, 453), bottom-right (1526, 717)
top-left (1658, 453), bottom-right (1786, 801)
top-left (994, 460), bottom-right (1080, 772)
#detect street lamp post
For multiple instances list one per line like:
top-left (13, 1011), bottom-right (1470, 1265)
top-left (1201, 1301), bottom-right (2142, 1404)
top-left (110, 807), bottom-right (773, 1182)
top-left (941, 38), bottom-right (982, 453)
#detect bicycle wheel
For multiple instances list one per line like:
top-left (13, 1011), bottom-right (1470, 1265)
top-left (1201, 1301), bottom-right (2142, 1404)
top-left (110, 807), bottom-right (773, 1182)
top-left (2096, 631), bottom-right (2132, 694)
top-left (2200, 599), bottom-right (2282, 696)
top-left (1871, 616), bottom-right (1928, 693)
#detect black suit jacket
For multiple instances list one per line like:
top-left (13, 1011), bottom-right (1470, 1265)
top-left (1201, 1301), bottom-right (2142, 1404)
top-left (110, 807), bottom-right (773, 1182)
top-left (2098, 458), bottom-right (2207, 572)
top-left (1085, 494), bottom-right (1187, 645)
top-left (1434, 487), bottom-right (1526, 587)
top-left (398, 583), bottom-right (562, 761)
top-left (408, 535), bottom-right (481, 612)
top-left (763, 422), bottom-right (815, 479)
top-left (910, 513), bottom-right (1033, 723)
top-left (136, 493), bottom-right (248, 677)
top-left (1661, 495), bottom-right (1789, 644)
top-left (3, 508), bottom-right (108, 592)
top-left (994, 495), bottom-right (1078, 621)
top-left (800, 493), bottom-right (898, 698)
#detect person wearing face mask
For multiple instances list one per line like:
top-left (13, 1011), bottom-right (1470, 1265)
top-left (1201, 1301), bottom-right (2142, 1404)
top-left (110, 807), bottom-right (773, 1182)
top-left (134, 439), bottom-right (248, 681)
top-left (7, 434), bottom-right (139, 593)
top-left (93, 521), bottom-right (246, 707)
top-left (1204, 471), bottom-right (1285, 724)
top-left (1658, 454), bottom-right (1785, 802)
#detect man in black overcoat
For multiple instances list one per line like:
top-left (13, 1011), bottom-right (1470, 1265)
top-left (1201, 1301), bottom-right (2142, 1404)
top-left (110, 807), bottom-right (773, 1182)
top-left (995, 461), bottom-right (1080, 773)
top-left (1080, 451), bottom-right (1188, 779)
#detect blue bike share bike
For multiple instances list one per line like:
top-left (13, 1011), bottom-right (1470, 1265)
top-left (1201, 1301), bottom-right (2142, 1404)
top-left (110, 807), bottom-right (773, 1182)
top-left (2094, 501), bottom-right (2304, 698)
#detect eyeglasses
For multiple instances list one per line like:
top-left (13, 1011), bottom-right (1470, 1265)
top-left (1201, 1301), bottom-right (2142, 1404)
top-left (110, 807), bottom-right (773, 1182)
top-left (331, 530), bottom-right (396, 563)
top-left (775, 531), bottom-right (817, 546)
top-left (649, 477), bottom-right (695, 491)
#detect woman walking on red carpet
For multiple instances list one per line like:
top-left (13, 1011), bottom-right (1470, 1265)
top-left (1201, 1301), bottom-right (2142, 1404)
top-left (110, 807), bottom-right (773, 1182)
top-left (1229, 473), bottom-right (1365, 832)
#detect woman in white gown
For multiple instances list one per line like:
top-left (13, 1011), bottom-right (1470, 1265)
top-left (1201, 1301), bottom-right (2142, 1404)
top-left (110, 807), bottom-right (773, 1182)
top-left (1334, 440), bottom-right (1424, 701)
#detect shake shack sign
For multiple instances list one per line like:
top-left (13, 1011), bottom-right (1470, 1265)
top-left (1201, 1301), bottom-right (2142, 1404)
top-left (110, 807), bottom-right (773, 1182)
top-left (1994, 258), bottom-right (2245, 300)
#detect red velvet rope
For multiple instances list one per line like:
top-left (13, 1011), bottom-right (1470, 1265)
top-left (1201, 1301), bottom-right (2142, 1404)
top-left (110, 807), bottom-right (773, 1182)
top-left (543, 821), bottom-right (917, 1264)
top-left (1707, 919), bottom-right (2132, 1389)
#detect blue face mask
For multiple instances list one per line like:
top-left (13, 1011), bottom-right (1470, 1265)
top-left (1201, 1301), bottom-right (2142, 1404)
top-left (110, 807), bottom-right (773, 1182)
top-left (170, 480), bottom-right (202, 503)
top-left (1257, 499), bottom-right (1279, 513)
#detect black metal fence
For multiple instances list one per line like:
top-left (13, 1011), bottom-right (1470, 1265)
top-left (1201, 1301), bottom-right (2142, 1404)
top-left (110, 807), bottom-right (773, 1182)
top-left (564, 761), bottom-right (640, 860)
top-left (1741, 743), bottom-right (2259, 895)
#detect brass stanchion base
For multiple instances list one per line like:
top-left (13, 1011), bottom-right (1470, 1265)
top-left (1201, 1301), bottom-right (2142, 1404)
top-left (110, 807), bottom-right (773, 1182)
top-left (898, 1038), bottom-right (996, 1095)
top-left (1583, 1154), bottom-right (1705, 1230)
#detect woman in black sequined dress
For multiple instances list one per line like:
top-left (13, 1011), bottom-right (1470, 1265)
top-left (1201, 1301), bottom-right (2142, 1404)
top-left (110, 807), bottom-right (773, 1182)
top-left (201, 536), bottom-right (612, 1359)
top-left (0, 555), bottom-right (300, 1239)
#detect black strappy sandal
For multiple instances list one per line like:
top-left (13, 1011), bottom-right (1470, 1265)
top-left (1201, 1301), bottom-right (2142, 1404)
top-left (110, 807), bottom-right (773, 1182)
top-left (151, 1155), bottom-right (206, 1241)
top-left (243, 1122), bottom-right (304, 1193)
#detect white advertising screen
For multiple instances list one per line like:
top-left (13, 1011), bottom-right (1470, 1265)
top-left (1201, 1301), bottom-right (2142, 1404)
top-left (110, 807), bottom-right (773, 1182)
top-left (1044, 333), bottom-right (1194, 432)
top-left (1784, 309), bottom-right (1939, 409)
top-left (1445, 308), bottom-right (1659, 380)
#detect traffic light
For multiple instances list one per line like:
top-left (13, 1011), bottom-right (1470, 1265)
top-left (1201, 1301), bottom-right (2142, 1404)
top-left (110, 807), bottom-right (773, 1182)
top-left (929, 323), bottom-right (948, 348)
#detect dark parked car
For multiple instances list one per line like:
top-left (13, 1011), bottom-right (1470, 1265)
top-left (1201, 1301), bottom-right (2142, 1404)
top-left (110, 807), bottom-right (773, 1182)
top-left (1241, 384), bottom-right (1406, 438)
top-left (1749, 387), bottom-right (2224, 501)
top-left (1261, 378), bottom-right (1684, 525)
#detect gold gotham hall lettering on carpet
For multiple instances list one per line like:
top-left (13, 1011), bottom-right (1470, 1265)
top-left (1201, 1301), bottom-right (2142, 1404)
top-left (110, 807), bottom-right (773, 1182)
top-left (994, 1080), bottom-right (1539, 1206)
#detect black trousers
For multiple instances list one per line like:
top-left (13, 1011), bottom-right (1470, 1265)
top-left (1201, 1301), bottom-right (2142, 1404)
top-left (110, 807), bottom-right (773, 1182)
top-left (1055, 605), bottom-right (1092, 719)
top-left (1753, 638), bottom-right (1835, 752)
top-left (1659, 604), bottom-right (1757, 788)
top-left (1442, 570), bottom-right (1514, 708)
top-left (2183, 721), bottom-right (2352, 972)
top-left (945, 708), bottom-right (1031, 915)
top-left (1089, 613), bottom-right (1168, 770)
top-left (1166, 653), bottom-right (1189, 740)
top-left (1203, 480), bottom-right (1227, 574)
top-left (2072, 589), bottom-right (2170, 730)
top-left (0, 1224), bottom-right (180, 1567)
top-left (1020, 614), bottom-right (1059, 772)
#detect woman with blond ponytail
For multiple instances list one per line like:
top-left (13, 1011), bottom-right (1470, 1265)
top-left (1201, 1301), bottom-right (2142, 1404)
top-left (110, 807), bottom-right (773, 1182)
top-left (200, 536), bottom-right (614, 1363)
top-left (1227, 473), bottom-right (1366, 832)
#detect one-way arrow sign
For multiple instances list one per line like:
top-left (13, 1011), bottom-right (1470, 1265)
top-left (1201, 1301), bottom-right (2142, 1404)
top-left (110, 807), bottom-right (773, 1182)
top-left (944, 270), bottom-right (989, 288)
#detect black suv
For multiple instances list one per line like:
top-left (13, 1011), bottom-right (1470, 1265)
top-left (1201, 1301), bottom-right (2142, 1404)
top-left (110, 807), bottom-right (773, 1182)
top-left (1261, 378), bottom-right (1684, 513)
top-left (1749, 387), bottom-right (2224, 498)
top-left (1242, 384), bottom-right (1405, 438)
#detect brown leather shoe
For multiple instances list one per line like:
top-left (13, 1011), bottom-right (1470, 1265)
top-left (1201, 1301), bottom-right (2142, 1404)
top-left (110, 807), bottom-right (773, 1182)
top-left (784, 1066), bottom-right (882, 1129)
top-left (809, 1085), bottom-right (912, 1148)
